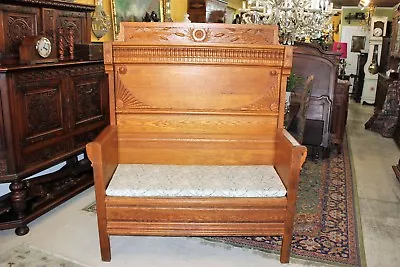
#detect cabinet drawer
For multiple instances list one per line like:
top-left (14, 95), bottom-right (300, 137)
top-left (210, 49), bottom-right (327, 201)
top-left (21, 140), bottom-right (72, 170)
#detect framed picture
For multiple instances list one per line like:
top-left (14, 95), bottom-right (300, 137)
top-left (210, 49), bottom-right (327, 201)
top-left (111, 0), bottom-right (168, 40)
top-left (351, 36), bottom-right (366, 53)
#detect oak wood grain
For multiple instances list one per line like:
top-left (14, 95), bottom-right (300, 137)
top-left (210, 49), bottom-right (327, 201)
top-left (87, 23), bottom-right (305, 264)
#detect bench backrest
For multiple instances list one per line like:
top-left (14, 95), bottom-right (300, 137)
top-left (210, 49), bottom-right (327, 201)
top-left (104, 23), bottom-right (292, 165)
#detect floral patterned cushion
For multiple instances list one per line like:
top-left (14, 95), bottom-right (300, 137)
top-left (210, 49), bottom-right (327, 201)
top-left (106, 164), bottom-right (286, 198)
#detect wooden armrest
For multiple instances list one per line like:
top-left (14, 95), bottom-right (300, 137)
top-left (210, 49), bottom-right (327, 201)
top-left (274, 129), bottom-right (307, 197)
top-left (86, 125), bottom-right (119, 190)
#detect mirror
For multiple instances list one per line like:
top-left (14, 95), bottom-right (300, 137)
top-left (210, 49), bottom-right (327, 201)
top-left (111, 1), bottom-right (241, 39)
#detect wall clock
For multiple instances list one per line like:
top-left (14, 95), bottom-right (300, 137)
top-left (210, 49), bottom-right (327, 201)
top-left (19, 35), bottom-right (58, 65)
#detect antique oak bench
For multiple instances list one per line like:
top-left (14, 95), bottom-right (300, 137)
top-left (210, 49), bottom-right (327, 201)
top-left (86, 22), bottom-right (307, 263)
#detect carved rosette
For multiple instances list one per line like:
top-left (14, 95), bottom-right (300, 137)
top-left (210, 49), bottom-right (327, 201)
top-left (7, 16), bottom-right (35, 55)
top-left (8, 17), bottom-right (32, 43)
top-left (189, 28), bottom-right (210, 42)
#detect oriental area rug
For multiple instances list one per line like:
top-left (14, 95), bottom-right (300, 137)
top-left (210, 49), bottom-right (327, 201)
top-left (83, 137), bottom-right (364, 267)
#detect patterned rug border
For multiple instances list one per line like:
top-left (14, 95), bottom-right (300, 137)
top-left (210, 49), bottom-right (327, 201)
top-left (82, 135), bottom-right (366, 267)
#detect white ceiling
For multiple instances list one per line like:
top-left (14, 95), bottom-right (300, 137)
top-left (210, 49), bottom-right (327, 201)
top-left (333, 0), bottom-right (399, 8)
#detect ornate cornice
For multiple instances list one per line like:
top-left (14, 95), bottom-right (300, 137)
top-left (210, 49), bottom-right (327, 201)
top-left (112, 46), bottom-right (285, 66)
top-left (0, 0), bottom-right (95, 12)
top-left (118, 23), bottom-right (279, 45)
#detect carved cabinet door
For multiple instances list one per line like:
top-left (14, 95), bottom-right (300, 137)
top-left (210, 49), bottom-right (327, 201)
top-left (69, 70), bottom-right (109, 135)
top-left (16, 78), bottom-right (67, 145)
top-left (14, 73), bottom-right (71, 170)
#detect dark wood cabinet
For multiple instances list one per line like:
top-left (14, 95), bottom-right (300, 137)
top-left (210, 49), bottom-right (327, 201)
top-left (331, 80), bottom-right (350, 153)
top-left (0, 61), bottom-right (109, 235)
top-left (0, 62), bottom-right (108, 176)
top-left (0, 1), bottom-right (110, 235)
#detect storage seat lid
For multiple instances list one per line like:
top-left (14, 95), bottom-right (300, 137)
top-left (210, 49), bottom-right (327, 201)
top-left (106, 164), bottom-right (286, 198)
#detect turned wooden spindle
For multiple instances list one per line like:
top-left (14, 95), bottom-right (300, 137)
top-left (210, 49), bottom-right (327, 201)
top-left (9, 180), bottom-right (29, 235)
top-left (58, 27), bottom-right (65, 60)
top-left (68, 28), bottom-right (75, 60)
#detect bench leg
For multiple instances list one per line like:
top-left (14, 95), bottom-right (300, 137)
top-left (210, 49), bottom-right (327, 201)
top-left (99, 232), bottom-right (111, 262)
top-left (280, 232), bottom-right (292, 263)
top-left (97, 209), bottom-right (111, 261)
top-left (280, 207), bottom-right (296, 263)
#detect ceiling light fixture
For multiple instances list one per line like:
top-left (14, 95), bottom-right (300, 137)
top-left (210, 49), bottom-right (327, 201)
top-left (240, 0), bottom-right (334, 45)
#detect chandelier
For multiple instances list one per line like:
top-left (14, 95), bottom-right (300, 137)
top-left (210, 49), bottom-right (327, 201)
top-left (240, 0), bottom-right (334, 45)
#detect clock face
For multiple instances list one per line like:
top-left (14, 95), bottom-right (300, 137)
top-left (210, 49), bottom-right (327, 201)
top-left (35, 37), bottom-right (52, 58)
top-left (373, 27), bottom-right (383, 37)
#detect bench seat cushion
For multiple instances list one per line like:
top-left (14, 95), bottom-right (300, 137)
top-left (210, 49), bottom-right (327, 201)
top-left (106, 164), bottom-right (286, 198)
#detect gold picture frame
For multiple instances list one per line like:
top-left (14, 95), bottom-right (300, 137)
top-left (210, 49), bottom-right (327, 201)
top-left (111, 0), bottom-right (169, 40)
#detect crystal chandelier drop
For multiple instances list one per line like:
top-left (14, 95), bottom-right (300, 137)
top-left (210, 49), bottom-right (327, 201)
top-left (240, 0), bottom-right (334, 45)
